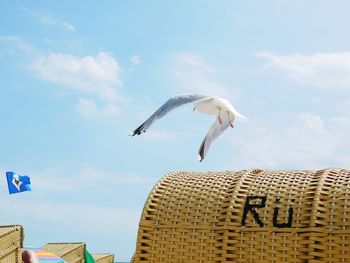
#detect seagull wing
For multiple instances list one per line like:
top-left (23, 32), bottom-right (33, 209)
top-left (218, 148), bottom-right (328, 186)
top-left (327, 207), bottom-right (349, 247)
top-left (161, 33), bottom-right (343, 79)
top-left (132, 94), bottom-right (211, 136)
top-left (198, 116), bottom-right (230, 162)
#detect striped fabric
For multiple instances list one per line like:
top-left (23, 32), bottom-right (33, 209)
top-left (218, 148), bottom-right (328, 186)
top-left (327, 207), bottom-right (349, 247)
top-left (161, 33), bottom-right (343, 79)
top-left (24, 247), bottom-right (67, 263)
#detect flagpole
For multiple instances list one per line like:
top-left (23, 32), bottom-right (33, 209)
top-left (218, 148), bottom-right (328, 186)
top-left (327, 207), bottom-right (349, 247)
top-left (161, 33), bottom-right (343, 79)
top-left (8, 194), bottom-right (16, 225)
top-left (5, 171), bottom-right (31, 226)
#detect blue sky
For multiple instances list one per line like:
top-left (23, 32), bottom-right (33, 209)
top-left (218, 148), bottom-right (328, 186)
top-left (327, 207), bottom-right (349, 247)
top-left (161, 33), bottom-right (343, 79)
top-left (1, 1), bottom-right (350, 261)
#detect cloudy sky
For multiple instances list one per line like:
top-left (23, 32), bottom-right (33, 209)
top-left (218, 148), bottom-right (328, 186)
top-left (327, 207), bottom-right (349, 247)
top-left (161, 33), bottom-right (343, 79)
top-left (1, 1), bottom-right (350, 261)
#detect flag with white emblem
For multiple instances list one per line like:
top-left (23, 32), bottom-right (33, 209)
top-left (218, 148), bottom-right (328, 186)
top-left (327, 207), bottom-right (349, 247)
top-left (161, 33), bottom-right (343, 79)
top-left (6, 171), bottom-right (31, 194)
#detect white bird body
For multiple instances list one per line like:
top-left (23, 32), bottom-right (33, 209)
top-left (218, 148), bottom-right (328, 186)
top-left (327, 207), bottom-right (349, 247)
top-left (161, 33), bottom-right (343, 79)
top-left (131, 94), bottom-right (244, 161)
top-left (194, 98), bottom-right (220, 115)
top-left (195, 97), bottom-right (244, 117)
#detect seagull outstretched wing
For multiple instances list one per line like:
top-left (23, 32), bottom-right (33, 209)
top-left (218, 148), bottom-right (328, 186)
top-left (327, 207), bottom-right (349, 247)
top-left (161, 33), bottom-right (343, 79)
top-left (131, 94), bottom-right (211, 136)
top-left (198, 116), bottom-right (230, 162)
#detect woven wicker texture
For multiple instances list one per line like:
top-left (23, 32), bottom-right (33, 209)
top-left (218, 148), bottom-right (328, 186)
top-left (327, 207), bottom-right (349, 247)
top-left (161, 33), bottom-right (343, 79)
top-left (133, 168), bottom-right (350, 263)
top-left (0, 225), bottom-right (23, 263)
top-left (92, 253), bottom-right (115, 263)
top-left (43, 242), bottom-right (85, 263)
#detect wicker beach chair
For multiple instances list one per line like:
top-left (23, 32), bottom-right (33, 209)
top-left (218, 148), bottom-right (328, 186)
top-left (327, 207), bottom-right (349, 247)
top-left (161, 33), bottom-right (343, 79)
top-left (0, 225), bottom-right (23, 263)
top-left (133, 168), bottom-right (350, 262)
top-left (43, 242), bottom-right (85, 263)
top-left (92, 253), bottom-right (114, 263)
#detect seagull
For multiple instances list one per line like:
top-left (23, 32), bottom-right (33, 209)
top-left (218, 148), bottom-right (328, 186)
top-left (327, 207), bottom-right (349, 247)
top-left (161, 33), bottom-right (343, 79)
top-left (131, 94), bottom-right (245, 161)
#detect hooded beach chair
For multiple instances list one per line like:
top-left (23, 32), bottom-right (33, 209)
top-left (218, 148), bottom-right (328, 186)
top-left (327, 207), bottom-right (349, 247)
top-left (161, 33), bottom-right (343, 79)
top-left (133, 168), bottom-right (350, 262)
top-left (92, 253), bottom-right (114, 263)
top-left (0, 225), bottom-right (23, 263)
top-left (43, 242), bottom-right (85, 263)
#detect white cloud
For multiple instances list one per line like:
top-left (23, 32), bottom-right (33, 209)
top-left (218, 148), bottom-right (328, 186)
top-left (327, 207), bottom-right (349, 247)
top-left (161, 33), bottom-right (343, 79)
top-left (31, 52), bottom-right (122, 102)
top-left (299, 112), bottom-right (324, 131)
top-left (331, 115), bottom-right (350, 130)
top-left (172, 52), bottom-right (233, 99)
top-left (177, 53), bottom-right (215, 73)
top-left (76, 98), bottom-right (120, 119)
top-left (61, 21), bottom-right (76, 32)
top-left (258, 51), bottom-right (350, 89)
top-left (231, 112), bottom-right (350, 169)
top-left (38, 15), bottom-right (58, 25)
top-left (2, 35), bottom-right (125, 119)
top-left (130, 55), bottom-right (141, 65)
top-left (22, 7), bottom-right (76, 32)
top-left (1, 35), bottom-right (125, 118)
top-left (337, 98), bottom-right (350, 112)
top-left (0, 35), bottom-right (35, 54)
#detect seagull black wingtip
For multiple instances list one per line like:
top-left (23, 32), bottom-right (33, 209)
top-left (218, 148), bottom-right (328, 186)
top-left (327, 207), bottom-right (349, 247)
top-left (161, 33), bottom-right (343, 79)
top-left (131, 131), bottom-right (141, 136)
top-left (131, 125), bottom-right (145, 136)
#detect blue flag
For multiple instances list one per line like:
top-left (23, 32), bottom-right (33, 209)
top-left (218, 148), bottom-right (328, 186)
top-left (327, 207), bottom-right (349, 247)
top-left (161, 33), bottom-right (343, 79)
top-left (6, 171), bottom-right (31, 194)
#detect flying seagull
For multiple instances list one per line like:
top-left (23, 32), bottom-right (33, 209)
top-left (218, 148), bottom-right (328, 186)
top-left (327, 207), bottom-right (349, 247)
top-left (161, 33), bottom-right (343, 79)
top-left (131, 94), bottom-right (245, 161)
